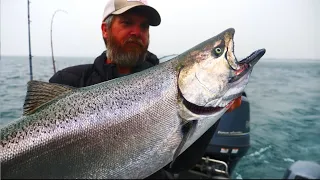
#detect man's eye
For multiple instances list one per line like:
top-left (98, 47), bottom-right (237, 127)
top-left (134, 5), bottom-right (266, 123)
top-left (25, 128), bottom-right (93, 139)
top-left (122, 20), bottom-right (132, 25)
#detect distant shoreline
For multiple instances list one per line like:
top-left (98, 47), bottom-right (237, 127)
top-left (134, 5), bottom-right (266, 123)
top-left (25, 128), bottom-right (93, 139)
top-left (1, 55), bottom-right (320, 62)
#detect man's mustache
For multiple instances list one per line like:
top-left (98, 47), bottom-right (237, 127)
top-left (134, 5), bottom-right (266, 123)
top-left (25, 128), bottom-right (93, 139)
top-left (124, 37), bottom-right (144, 47)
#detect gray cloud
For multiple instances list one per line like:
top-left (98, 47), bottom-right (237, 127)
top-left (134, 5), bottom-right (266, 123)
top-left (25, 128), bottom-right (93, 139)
top-left (1, 0), bottom-right (319, 60)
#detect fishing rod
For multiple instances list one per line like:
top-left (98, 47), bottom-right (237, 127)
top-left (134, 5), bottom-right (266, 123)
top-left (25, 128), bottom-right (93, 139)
top-left (0, 0), bottom-right (2, 61)
top-left (27, 0), bottom-right (33, 80)
top-left (50, 9), bottom-right (68, 74)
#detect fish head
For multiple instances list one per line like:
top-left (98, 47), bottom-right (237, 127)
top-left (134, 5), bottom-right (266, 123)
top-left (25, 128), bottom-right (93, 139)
top-left (177, 28), bottom-right (266, 120)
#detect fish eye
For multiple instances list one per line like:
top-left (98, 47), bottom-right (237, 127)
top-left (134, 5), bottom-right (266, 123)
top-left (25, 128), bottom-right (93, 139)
top-left (212, 47), bottom-right (224, 57)
top-left (215, 48), bottom-right (222, 54)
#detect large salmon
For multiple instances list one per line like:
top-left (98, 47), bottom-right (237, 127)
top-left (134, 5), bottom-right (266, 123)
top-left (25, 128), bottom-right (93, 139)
top-left (0, 28), bottom-right (265, 179)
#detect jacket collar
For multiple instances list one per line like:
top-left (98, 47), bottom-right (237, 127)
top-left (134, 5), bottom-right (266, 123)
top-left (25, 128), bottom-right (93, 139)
top-left (93, 51), bottom-right (160, 80)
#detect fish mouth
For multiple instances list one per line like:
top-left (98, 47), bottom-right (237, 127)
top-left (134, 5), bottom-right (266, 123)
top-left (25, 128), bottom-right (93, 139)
top-left (228, 49), bottom-right (266, 83)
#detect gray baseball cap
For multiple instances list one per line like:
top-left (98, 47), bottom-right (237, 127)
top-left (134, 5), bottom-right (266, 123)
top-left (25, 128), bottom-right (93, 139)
top-left (102, 0), bottom-right (161, 26)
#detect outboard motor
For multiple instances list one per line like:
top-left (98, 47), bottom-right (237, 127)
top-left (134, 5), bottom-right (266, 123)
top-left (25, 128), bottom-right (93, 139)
top-left (189, 92), bottom-right (251, 179)
top-left (282, 161), bottom-right (320, 179)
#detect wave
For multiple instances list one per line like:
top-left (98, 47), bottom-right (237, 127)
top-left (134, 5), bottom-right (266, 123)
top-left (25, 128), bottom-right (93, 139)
top-left (283, 158), bottom-right (295, 163)
top-left (246, 145), bottom-right (272, 157)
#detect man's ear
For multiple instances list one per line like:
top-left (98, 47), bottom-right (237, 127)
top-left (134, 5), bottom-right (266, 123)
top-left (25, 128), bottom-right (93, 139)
top-left (101, 22), bottom-right (108, 39)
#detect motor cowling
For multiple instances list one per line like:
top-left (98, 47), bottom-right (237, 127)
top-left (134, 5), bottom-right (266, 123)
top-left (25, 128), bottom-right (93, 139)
top-left (282, 161), bottom-right (320, 179)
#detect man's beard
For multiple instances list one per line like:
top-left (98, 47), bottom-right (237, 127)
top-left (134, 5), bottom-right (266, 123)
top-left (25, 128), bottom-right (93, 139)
top-left (106, 31), bottom-right (149, 68)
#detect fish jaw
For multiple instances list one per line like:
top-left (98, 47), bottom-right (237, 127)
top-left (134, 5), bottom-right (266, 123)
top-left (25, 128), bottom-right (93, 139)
top-left (211, 48), bottom-right (266, 107)
top-left (177, 95), bottom-right (229, 121)
top-left (177, 28), bottom-right (265, 120)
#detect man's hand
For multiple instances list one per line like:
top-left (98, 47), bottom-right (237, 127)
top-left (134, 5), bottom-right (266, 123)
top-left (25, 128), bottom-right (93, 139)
top-left (226, 96), bottom-right (242, 113)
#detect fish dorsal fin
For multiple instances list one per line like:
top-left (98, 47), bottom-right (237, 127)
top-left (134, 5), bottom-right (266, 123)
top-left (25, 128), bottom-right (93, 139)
top-left (23, 80), bottom-right (75, 116)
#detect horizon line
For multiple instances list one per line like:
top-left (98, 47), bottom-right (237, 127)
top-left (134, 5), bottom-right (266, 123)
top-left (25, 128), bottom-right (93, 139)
top-left (1, 54), bottom-right (320, 61)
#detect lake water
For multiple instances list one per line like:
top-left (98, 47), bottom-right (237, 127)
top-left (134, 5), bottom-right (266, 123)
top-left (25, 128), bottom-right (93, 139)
top-left (1, 56), bottom-right (319, 179)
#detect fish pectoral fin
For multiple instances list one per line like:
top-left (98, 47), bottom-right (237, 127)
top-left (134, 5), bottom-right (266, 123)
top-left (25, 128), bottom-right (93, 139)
top-left (170, 120), bottom-right (198, 169)
top-left (23, 80), bottom-right (75, 115)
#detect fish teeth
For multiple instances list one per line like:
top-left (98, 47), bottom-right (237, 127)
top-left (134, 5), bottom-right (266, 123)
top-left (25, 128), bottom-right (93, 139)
top-left (206, 98), bottom-right (228, 108)
top-left (217, 100), bottom-right (229, 108)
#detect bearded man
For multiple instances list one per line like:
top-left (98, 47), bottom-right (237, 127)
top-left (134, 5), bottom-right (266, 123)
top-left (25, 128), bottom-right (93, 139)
top-left (49, 0), bottom-right (160, 87)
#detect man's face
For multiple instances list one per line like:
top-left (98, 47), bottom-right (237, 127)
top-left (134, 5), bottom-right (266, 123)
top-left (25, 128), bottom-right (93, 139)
top-left (102, 10), bottom-right (150, 67)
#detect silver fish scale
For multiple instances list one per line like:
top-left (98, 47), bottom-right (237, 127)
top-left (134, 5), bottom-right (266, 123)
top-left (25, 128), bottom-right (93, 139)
top-left (1, 61), bottom-right (184, 179)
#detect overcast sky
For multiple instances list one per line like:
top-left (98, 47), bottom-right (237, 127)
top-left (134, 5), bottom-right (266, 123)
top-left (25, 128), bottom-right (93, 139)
top-left (1, 0), bottom-right (319, 59)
